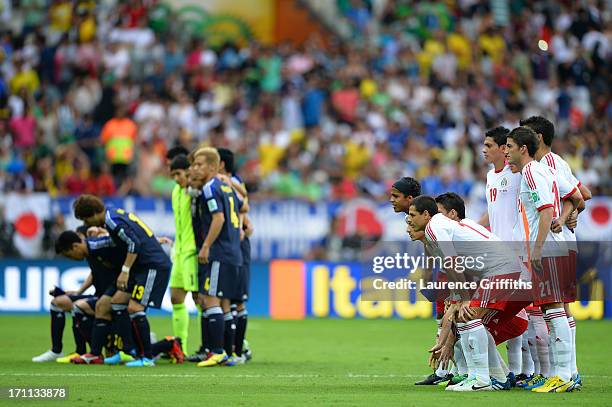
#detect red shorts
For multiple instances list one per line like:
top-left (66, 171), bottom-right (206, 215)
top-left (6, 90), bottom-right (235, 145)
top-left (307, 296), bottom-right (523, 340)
top-left (485, 314), bottom-right (529, 345)
top-left (436, 300), bottom-right (445, 316)
top-left (532, 256), bottom-right (575, 306)
top-left (470, 273), bottom-right (530, 311)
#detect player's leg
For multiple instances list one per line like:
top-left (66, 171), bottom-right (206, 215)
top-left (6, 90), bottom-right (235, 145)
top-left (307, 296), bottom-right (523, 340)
top-left (566, 250), bottom-right (580, 386)
top-left (32, 295), bottom-right (73, 362)
top-left (506, 336), bottom-right (522, 382)
top-left (234, 302), bottom-right (248, 361)
top-left (151, 336), bottom-right (184, 363)
top-left (104, 289), bottom-right (139, 364)
top-left (197, 261), bottom-right (236, 367)
top-left (532, 257), bottom-right (574, 392)
top-left (125, 266), bottom-right (171, 367)
top-left (58, 297), bottom-right (96, 363)
top-left (453, 307), bottom-right (492, 391)
top-left (72, 292), bottom-right (113, 365)
top-left (520, 332), bottom-right (535, 380)
top-left (222, 298), bottom-right (236, 361)
top-left (187, 265), bottom-right (210, 362)
top-left (171, 287), bottom-right (188, 352)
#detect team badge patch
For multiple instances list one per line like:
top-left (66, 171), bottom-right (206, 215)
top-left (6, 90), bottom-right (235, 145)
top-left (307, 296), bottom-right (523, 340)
top-left (207, 199), bottom-right (218, 212)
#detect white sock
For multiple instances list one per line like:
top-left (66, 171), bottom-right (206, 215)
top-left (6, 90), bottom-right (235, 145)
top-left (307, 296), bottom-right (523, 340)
top-left (454, 340), bottom-right (468, 375)
top-left (527, 318), bottom-right (540, 374)
top-left (458, 319), bottom-right (490, 384)
top-left (521, 332), bottom-right (535, 376)
top-left (568, 316), bottom-right (578, 378)
top-left (506, 336), bottom-right (522, 374)
top-left (487, 331), bottom-right (506, 381)
top-left (545, 308), bottom-right (572, 382)
top-left (533, 312), bottom-right (551, 377)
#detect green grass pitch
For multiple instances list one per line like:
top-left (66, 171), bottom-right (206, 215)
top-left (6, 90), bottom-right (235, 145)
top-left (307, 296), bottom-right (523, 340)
top-left (0, 316), bottom-right (610, 406)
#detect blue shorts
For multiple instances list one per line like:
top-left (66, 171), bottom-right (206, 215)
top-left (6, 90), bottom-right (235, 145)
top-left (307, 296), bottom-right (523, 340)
top-left (198, 261), bottom-right (241, 300)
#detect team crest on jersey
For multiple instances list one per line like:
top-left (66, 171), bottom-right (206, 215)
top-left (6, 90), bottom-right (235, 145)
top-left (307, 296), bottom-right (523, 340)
top-left (530, 191), bottom-right (540, 202)
top-left (501, 178), bottom-right (508, 188)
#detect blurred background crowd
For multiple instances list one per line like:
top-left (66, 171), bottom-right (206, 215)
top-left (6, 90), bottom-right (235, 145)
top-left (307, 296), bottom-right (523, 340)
top-left (0, 0), bottom-right (610, 204)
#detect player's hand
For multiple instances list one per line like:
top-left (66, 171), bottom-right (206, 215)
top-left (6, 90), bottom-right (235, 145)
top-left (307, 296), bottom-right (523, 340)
top-left (566, 211), bottom-right (578, 230)
top-left (157, 236), bottom-right (173, 246)
top-left (436, 342), bottom-right (455, 371)
top-left (550, 218), bottom-right (563, 233)
top-left (198, 245), bottom-right (210, 264)
top-left (240, 228), bottom-right (245, 241)
top-left (87, 226), bottom-right (108, 237)
top-left (457, 301), bottom-right (476, 322)
top-left (117, 271), bottom-right (129, 291)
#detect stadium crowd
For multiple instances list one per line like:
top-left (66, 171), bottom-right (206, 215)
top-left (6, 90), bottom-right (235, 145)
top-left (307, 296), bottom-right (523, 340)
top-left (0, 0), bottom-right (610, 203)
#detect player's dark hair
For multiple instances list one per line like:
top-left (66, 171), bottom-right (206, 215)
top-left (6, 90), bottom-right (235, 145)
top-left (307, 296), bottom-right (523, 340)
top-left (55, 230), bottom-right (82, 254)
top-left (73, 194), bottom-right (105, 220)
top-left (519, 116), bottom-right (554, 147)
top-left (217, 148), bottom-right (235, 174)
top-left (392, 177), bottom-right (421, 198)
top-left (410, 196), bottom-right (438, 216)
top-left (435, 192), bottom-right (466, 220)
top-left (166, 146), bottom-right (190, 161)
top-left (170, 154), bottom-right (190, 171)
top-left (508, 126), bottom-right (539, 158)
top-left (485, 126), bottom-right (510, 147)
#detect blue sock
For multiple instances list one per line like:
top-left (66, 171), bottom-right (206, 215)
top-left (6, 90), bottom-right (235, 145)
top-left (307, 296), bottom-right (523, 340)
top-left (206, 306), bottom-right (224, 354)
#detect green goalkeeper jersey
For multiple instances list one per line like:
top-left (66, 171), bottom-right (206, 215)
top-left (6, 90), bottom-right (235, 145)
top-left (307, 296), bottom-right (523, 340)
top-left (172, 184), bottom-right (196, 255)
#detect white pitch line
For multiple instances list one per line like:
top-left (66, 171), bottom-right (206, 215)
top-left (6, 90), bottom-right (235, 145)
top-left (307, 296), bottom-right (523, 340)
top-left (0, 372), bottom-right (421, 379)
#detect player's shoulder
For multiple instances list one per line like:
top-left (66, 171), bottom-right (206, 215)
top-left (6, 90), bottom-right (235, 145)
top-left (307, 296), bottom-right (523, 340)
top-left (430, 213), bottom-right (455, 229)
top-left (231, 173), bottom-right (243, 184)
top-left (104, 209), bottom-right (122, 229)
top-left (203, 178), bottom-right (220, 199)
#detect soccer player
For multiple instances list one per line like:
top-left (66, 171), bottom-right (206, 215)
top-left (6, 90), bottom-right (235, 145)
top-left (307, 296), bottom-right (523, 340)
top-left (480, 126), bottom-right (533, 386)
top-left (218, 147), bottom-right (253, 364)
top-left (168, 154), bottom-right (199, 355)
top-left (521, 115), bottom-right (592, 388)
top-left (31, 275), bottom-right (96, 363)
top-left (189, 147), bottom-right (243, 367)
top-left (54, 227), bottom-right (126, 364)
top-left (389, 177), bottom-right (421, 214)
top-left (505, 126), bottom-right (584, 392)
top-left (72, 195), bottom-right (172, 367)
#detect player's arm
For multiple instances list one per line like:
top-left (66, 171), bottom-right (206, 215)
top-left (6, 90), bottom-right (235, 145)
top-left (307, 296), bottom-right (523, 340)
top-left (534, 207), bottom-right (553, 265)
top-left (477, 212), bottom-right (489, 228)
top-left (199, 212), bottom-right (224, 264)
top-left (578, 183), bottom-right (592, 201)
top-left (108, 218), bottom-right (141, 290)
top-left (68, 272), bottom-right (93, 295)
top-left (198, 185), bottom-right (225, 263)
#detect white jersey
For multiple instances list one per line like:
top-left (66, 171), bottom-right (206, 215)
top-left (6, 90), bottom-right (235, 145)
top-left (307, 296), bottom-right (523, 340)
top-left (540, 151), bottom-right (580, 251)
top-left (425, 213), bottom-right (525, 278)
top-left (516, 160), bottom-right (574, 258)
top-left (486, 164), bottom-right (522, 241)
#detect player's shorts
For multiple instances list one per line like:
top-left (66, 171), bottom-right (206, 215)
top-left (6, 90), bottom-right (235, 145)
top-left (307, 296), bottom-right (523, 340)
top-left (170, 252), bottom-right (198, 292)
top-left (102, 284), bottom-right (117, 298)
top-left (198, 261), bottom-right (240, 300)
top-left (68, 294), bottom-right (97, 312)
top-left (470, 273), bottom-right (531, 313)
top-left (566, 250), bottom-right (577, 303)
top-left (485, 312), bottom-right (529, 345)
top-left (127, 266), bottom-right (171, 309)
top-left (531, 256), bottom-right (575, 306)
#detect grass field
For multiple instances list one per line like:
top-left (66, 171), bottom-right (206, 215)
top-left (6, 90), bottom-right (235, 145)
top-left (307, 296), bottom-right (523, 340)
top-left (0, 316), bottom-right (610, 406)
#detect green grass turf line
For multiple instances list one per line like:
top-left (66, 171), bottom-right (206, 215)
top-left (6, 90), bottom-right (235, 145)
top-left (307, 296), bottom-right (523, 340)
top-left (0, 316), bottom-right (610, 406)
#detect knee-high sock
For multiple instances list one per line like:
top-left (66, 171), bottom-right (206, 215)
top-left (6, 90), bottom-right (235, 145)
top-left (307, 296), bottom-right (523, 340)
top-left (234, 309), bottom-right (248, 356)
top-left (457, 319), bottom-right (490, 384)
top-left (532, 312), bottom-right (550, 377)
top-left (487, 331), bottom-right (507, 381)
top-left (111, 303), bottom-right (136, 356)
top-left (521, 332), bottom-right (535, 375)
top-left (130, 311), bottom-right (152, 359)
top-left (543, 312), bottom-right (557, 377)
top-left (172, 303), bottom-right (189, 354)
top-left (527, 318), bottom-right (540, 375)
top-left (50, 304), bottom-right (65, 353)
top-left (435, 319), bottom-right (449, 376)
top-left (568, 316), bottom-right (578, 377)
top-left (91, 319), bottom-right (112, 356)
top-left (206, 306), bottom-right (224, 354)
top-left (506, 336), bottom-right (522, 374)
top-left (545, 308), bottom-right (572, 382)
top-left (200, 308), bottom-right (209, 354)
top-left (223, 312), bottom-right (236, 356)
top-left (71, 306), bottom-right (92, 354)
top-left (454, 340), bottom-right (468, 375)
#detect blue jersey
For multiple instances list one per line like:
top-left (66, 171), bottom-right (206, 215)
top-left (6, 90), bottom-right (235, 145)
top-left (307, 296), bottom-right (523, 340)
top-left (86, 238), bottom-right (125, 295)
top-left (191, 194), bottom-right (205, 249)
top-left (199, 177), bottom-right (243, 266)
top-left (103, 209), bottom-right (171, 272)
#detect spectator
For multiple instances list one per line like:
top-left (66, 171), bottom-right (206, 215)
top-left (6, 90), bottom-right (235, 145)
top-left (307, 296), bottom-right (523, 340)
top-left (100, 104), bottom-right (137, 187)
